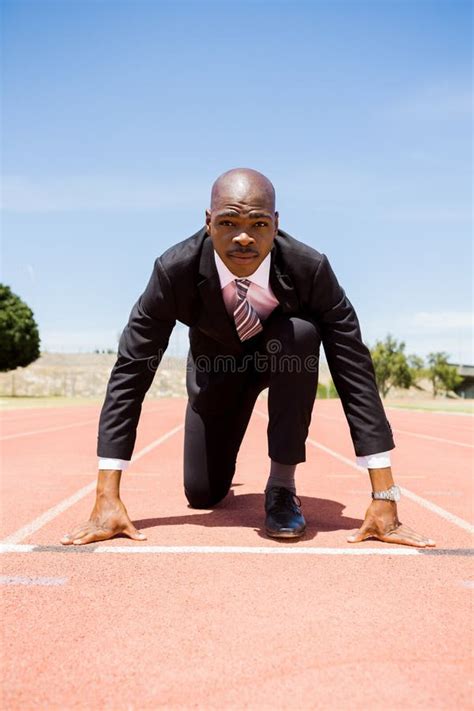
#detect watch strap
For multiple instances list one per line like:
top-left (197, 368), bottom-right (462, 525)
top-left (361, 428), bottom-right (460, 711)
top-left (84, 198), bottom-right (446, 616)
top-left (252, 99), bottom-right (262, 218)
top-left (371, 485), bottom-right (401, 501)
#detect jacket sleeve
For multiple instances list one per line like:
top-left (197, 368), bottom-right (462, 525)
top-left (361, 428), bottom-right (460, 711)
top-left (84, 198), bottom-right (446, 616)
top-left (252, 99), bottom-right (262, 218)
top-left (97, 257), bottom-right (177, 460)
top-left (310, 254), bottom-right (395, 457)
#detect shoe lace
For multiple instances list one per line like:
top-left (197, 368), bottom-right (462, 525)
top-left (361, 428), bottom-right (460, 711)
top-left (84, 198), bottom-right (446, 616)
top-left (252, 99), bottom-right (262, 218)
top-left (272, 487), bottom-right (302, 512)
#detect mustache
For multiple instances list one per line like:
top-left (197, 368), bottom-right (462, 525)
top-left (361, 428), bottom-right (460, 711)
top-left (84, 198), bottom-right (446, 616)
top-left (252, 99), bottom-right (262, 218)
top-left (228, 248), bottom-right (259, 256)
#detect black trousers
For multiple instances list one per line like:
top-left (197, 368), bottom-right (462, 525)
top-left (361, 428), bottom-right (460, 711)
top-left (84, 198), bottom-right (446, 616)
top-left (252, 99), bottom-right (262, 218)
top-left (183, 308), bottom-right (322, 508)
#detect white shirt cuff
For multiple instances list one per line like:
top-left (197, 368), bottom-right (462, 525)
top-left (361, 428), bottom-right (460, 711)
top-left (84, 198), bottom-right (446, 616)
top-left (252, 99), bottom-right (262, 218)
top-left (356, 451), bottom-right (392, 469)
top-left (98, 458), bottom-right (131, 472)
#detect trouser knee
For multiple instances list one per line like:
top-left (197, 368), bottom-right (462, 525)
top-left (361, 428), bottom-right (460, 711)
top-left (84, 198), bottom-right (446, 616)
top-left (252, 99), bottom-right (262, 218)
top-left (285, 316), bottom-right (321, 355)
top-left (263, 315), bottom-right (321, 358)
top-left (184, 486), bottom-right (229, 509)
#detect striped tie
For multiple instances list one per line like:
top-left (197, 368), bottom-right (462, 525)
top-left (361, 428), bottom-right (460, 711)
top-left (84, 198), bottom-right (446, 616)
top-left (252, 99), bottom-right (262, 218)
top-left (233, 278), bottom-right (264, 341)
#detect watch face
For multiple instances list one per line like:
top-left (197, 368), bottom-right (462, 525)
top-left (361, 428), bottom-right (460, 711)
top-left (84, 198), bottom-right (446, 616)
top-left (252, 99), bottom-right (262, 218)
top-left (392, 485), bottom-right (401, 501)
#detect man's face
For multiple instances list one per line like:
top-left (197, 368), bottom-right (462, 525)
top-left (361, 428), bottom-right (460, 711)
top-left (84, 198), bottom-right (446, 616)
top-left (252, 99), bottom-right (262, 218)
top-left (205, 194), bottom-right (279, 278)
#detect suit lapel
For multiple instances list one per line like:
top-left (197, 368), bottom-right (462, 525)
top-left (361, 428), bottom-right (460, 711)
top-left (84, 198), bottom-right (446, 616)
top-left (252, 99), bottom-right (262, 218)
top-left (269, 235), bottom-right (300, 313)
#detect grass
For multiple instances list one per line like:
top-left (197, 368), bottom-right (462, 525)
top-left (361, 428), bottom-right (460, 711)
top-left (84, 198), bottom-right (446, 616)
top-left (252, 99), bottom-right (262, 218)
top-left (385, 399), bottom-right (473, 415)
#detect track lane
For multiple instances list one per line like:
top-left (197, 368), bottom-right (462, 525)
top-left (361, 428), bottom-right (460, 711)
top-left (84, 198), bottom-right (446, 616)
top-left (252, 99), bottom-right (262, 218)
top-left (1, 397), bottom-right (472, 710)
top-left (1, 547), bottom-right (471, 709)
top-left (303, 400), bottom-right (473, 524)
top-left (0, 400), bottom-right (186, 540)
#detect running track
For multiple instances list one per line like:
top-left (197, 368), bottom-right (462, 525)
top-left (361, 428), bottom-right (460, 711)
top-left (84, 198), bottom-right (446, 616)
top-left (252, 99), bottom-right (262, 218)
top-left (1, 397), bottom-right (473, 709)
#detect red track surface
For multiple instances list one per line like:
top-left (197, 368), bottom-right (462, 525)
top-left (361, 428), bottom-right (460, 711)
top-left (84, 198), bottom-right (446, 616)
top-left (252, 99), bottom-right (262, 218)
top-left (1, 397), bottom-right (473, 709)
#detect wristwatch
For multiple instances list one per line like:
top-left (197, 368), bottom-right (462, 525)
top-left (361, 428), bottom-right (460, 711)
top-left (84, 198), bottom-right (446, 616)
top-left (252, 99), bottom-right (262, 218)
top-left (371, 484), bottom-right (401, 502)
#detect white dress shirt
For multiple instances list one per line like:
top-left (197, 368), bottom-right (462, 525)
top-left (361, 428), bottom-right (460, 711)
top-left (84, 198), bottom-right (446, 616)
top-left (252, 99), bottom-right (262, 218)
top-left (214, 249), bottom-right (281, 320)
top-left (99, 249), bottom-right (391, 472)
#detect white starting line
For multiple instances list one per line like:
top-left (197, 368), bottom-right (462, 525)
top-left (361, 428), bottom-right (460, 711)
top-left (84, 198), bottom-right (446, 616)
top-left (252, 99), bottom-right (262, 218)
top-left (0, 543), bottom-right (472, 556)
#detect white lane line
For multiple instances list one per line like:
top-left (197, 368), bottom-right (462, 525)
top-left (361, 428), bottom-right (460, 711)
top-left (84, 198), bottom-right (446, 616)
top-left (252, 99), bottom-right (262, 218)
top-left (0, 424), bottom-right (184, 544)
top-left (1, 419), bottom-right (98, 440)
top-left (255, 410), bottom-right (474, 534)
top-left (0, 406), bottom-right (101, 421)
top-left (315, 413), bottom-right (473, 448)
top-left (307, 437), bottom-right (365, 470)
top-left (1, 543), bottom-right (471, 556)
top-left (393, 428), bottom-right (473, 449)
top-left (0, 404), bottom-right (177, 440)
top-left (0, 574), bottom-right (67, 585)
top-left (399, 489), bottom-right (473, 533)
top-left (423, 490), bottom-right (462, 497)
top-left (1, 482), bottom-right (98, 544)
top-left (386, 406), bottom-right (473, 418)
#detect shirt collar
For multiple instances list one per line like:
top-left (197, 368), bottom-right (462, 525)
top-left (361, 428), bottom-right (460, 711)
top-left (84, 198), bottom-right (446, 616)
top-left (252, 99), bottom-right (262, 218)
top-left (213, 249), bottom-right (271, 290)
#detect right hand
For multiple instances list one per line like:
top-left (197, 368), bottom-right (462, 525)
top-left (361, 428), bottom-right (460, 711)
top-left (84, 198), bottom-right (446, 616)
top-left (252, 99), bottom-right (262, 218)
top-left (60, 496), bottom-right (147, 546)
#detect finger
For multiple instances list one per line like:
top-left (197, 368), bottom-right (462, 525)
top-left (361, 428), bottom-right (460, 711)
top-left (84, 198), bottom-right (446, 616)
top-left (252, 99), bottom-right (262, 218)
top-left (123, 525), bottom-right (147, 541)
top-left (60, 523), bottom-right (93, 545)
top-left (387, 524), bottom-right (436, 546)
top-left (390, 523), bottom-right (425, 541)
top-left (71, 528), bottom-right (114, 545)
top-left (399, 527), bottom-right (436, 546)
top-left (346, 526), bottom-right (374, 543)
top-left (380, 528), bottom-right (436, 547)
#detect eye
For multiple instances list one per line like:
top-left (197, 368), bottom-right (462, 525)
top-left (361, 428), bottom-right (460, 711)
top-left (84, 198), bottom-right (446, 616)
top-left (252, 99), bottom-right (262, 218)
top-left (219, 220), bottom-right (234, 226)
top-left (255, 222), bottom-right (268, 228)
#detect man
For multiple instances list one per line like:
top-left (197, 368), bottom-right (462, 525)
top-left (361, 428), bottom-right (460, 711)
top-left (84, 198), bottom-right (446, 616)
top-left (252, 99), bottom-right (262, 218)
top-left (61, 168), bottom-right (435, 548)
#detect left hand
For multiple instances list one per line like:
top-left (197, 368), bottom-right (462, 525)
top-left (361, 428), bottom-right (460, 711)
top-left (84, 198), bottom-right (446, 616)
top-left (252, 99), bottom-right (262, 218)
top-left (347, 499), bottom-right (436, 547)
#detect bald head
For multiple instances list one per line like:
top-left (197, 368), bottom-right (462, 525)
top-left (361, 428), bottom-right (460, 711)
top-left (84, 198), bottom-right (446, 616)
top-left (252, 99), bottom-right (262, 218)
top-left (205, 167), bottom-right (279, 278)
top-left (210, 168), bottom-right (276, 213)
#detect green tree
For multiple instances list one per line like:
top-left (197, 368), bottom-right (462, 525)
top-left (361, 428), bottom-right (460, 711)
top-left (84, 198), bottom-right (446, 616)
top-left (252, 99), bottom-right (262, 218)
top-left (427, 352), bottom-right (463, 397)
top-left (0, 285), bottom-right (41, 372)
top-left (407, 354), bottom-right (426, 387)
top-left (370, 333), bottom-right (412, 398)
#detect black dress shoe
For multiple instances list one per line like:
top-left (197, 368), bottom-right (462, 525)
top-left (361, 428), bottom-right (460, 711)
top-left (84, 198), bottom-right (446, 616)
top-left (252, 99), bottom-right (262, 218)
top-left (264, 486), bottom-right (306, 539)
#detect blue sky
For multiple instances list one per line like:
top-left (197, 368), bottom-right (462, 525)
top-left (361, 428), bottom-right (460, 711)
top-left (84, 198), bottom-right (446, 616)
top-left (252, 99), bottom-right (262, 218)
top-left (2, 0), bottom-right (472, 363)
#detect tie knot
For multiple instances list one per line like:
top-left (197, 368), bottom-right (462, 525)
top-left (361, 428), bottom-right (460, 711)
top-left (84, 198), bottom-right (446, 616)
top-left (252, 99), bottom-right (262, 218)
top-left (235, 278), bottom-right (251, 296)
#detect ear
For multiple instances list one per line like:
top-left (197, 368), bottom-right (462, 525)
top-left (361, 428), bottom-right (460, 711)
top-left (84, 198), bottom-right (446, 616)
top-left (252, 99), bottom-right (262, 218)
top-left (274, 211), bottom-right (279, 234)
top-left (205, 209), bottom-right (211, 234)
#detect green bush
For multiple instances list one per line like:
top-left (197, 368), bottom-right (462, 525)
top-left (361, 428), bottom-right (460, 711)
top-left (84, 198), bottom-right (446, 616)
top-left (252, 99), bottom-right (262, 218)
top-left (317, 380), bottom-right (339, 399)
top-left (0, 284), bottom-right (41, 372)
top-left (328, 379), bottom-right (339, 398)
top-left (317, 382), bottom-right (328, 398)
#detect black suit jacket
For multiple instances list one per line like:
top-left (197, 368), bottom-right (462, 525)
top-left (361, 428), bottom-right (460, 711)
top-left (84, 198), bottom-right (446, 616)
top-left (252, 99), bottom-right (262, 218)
top-left (97, 226), bottom-right (395, 460)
